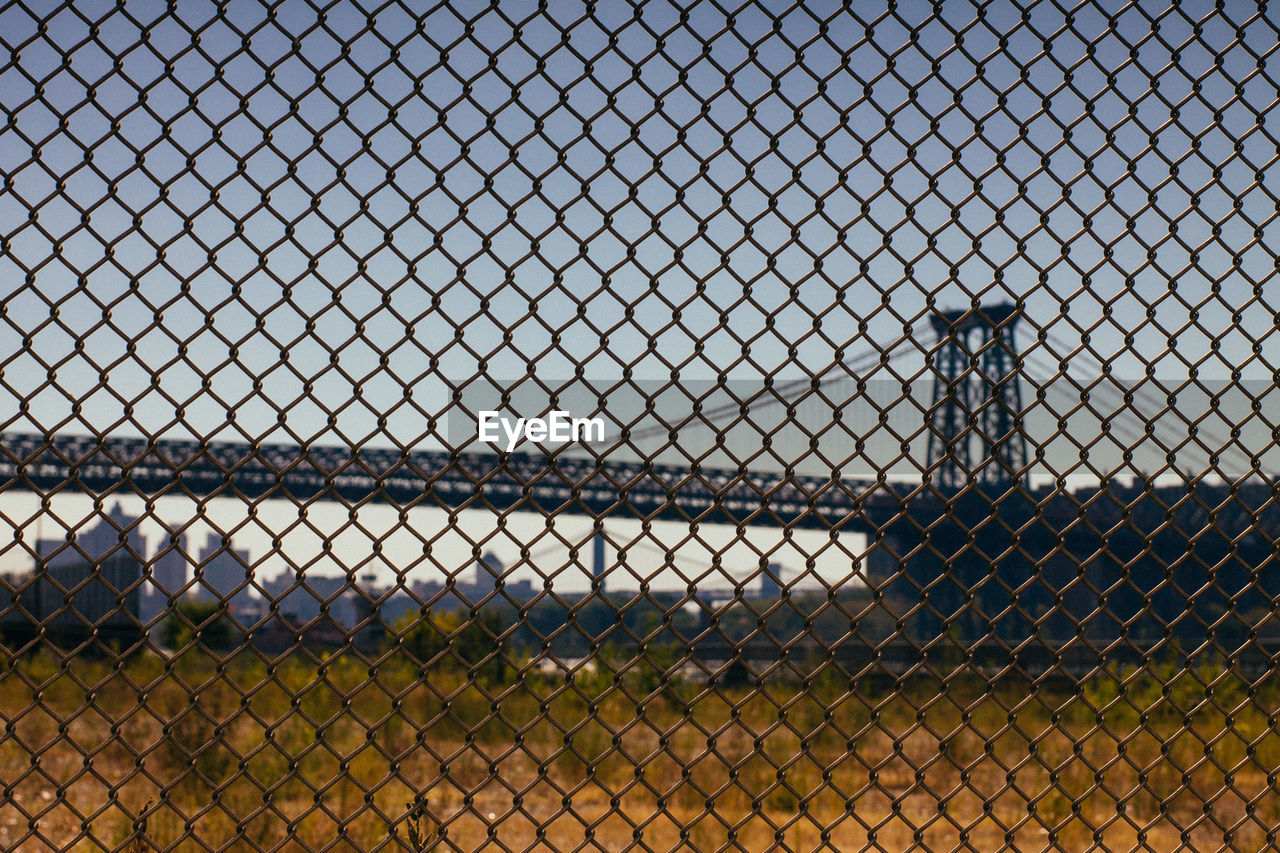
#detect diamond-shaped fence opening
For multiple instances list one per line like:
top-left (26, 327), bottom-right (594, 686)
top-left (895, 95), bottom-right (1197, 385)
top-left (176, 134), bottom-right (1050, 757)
top-left (2, 1), bottom-right (1280, 850)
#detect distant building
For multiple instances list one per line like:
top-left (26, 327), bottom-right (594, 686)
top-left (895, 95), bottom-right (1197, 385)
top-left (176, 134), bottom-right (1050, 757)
top-left (196, 540), bottom-right (259, 620)
top-left (402, 553), bottom-right (535, 611)
top-left (263, 570), bottom-right (351, 627)
top-left (759, 562), bottom-right (784, 599)
top-left (35, 552), bottom-right (143, 646)
top-left (150, 530), bottom-right (190, 601)
top-left (410, 577), bottom-right (443, 601)
top-left (592, 532), bottom-right (607, 592)
top-left (471, 551), bottom-right (504, 598)
top-left (37, 503), bottom-right (146, 565)
top-left (138, 529), bottom-right (192, 625)
top-left (5, 504), bottom-right (146, 648)
top-left (376, 587), bottom-right (422, 626)
top-left (506, 577), bottom-right (535, 600)
top-left (349, 572), bottom-right (385, 650)
top-left (256, 570), bottom-right (423, 649)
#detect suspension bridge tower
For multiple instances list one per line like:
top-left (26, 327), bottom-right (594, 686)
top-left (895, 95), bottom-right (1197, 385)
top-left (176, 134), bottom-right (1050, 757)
top-left (868, 302), bottom-right (1040, 647)
top-left (926, 302), bottom-right (1027, 491)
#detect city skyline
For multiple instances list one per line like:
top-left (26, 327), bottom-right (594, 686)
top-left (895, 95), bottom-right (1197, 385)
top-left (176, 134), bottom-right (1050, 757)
top-left (0, 491), bottom-right (824, 601)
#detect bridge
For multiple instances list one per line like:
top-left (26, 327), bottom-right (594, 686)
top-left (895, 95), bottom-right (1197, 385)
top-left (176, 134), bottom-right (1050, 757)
top-left (4, 305), bottom-right (1277, 657)
top-left (0, 304), bottom-right (1019, 529)
top-left (0, 303), bottom-right (1213, 529)
top-left (0, 430), bottom-right (881, 531)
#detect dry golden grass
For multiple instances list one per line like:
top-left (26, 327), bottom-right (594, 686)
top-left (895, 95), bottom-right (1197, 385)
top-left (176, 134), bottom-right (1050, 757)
top-left (1, 648), bottom-right (1277, 852)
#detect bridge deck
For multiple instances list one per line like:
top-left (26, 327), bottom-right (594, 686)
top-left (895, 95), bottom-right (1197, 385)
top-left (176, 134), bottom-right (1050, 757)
top-left (0, 433), bottom-right (879, 530)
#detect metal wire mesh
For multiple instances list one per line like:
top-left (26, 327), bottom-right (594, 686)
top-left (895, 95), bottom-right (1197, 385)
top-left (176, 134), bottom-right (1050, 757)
top-left (2, 1), bottom-right (1280, 850)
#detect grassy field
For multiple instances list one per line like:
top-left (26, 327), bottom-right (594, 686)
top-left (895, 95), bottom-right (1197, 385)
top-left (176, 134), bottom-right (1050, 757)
top-left (1, 645), bottom-right (1278, 852)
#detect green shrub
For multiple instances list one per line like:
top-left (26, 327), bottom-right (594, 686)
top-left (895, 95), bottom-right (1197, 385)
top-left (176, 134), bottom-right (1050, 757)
top-left (399, 608), bottom-right (512, 684)
top-left (161, 600), bottom-right (237, 652)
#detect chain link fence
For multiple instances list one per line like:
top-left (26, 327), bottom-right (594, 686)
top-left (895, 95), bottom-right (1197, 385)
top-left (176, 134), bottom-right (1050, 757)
top-left (3, 1), bottom-right (1280, 850)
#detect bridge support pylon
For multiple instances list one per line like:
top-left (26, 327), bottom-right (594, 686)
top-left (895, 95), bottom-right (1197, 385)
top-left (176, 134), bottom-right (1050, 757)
top-left (871, 302), bottom-right (1040, 648)
top-left (926, 302), bottom-right (1027, 492)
